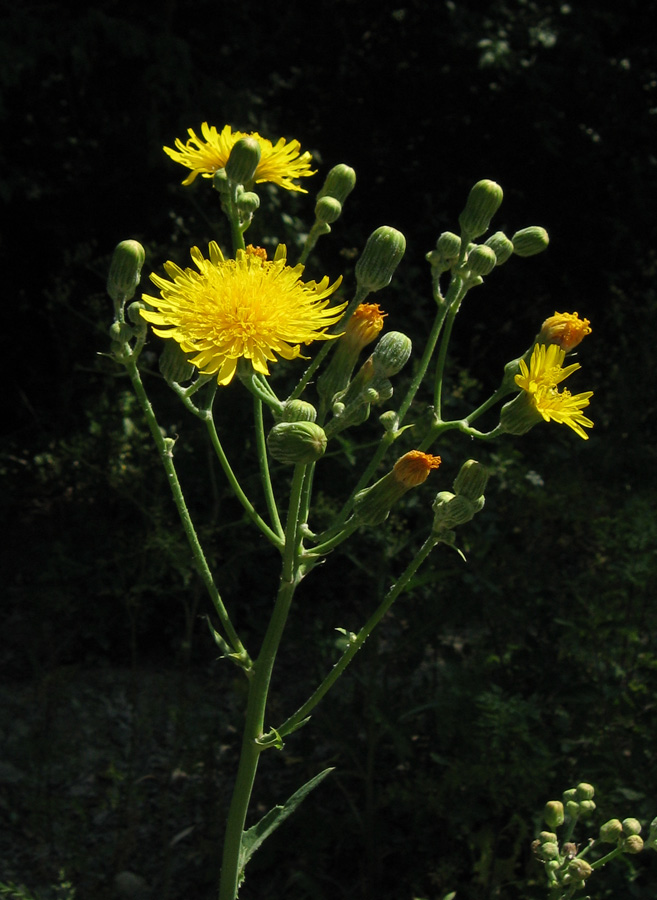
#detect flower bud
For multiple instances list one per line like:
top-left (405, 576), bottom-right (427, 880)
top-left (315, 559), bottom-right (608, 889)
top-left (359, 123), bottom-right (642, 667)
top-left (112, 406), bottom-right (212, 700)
top-left (267, 422), bottom-right (327, 464)
top-left (108, 240), bottom-right (146, 304)
top-left (236, 191), bottom-right (260, 215)
top-left (565, 859), bottom-right (592, 883)
top-left (159, 339), bottom-right (195, 384)
top-left (484, 231), bottom-right (514, 265)
top-left (562, 789), bottom-right (577, 803)
top-left (539, 841), bottom-right (560, 861)
top-left (575, 784), bottom-right (594, 803)
top-left (315, 196), bottom-right (342, 225)
top-left (458, 180), bottom-right (503, 238)
top-left (622, 818), bottom-right (642, 836)
top-left (544, 801), bottom-right (565, 830)
top-left (453, 459), bottom-right (489, 500)
top-left (623, 835), bottom-right (644, 854)
top-left (467, 244), bottom-right (497, 278)
top-left (599, 819), bottom-right (623, 843)
top-left (281, 399), bottom-right (318, 423)
top-left (646, 816), bottom-right (657, 851)
top-left (566, 800), bottom-right (580, 819)
top-left (225, 137), bottom-right (261, 184)
top-left (578, 800), bottom-right (596, 816)
top-left (316, 163), bottom-right (357, 205)
top-left (512, 226), bottom-right (550, 257)
top-left (431, 491), bottom-right (485, 532)
top-left (371, 331), bottom-right (412, 377)
top-left (538, 831), bottom-right (558, 845)
top-left (426, 231), bottom-right (462, 273)
top-left (355, 226), bottom-right (406, 293)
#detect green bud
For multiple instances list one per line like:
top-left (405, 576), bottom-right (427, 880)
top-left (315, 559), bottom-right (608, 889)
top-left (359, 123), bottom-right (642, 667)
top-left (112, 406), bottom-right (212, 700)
top-left (541, 842), bottom-right (560, 861)
top-left (512, 226), bottom-right (550, 257)
top-left (565, 859), bottom-right (592, 883)
top-left (562, 789), bottom-right (578, 803)
top-left (107, 240), bottom-right (145, 304)
top-left (432, 491), bottom-right (485, 532)
top-left (236, 191), bottom-right (260, 214)
top-left (467, 244), bottom-right (497, 278)
top-left (622, 818), bottom-right (642, 836)
top-left (379, 410), bottom-right (399, 433)
top-left (575, 783), bottom-right (595, 801)
top-left (316, 163), bottom-right (357, 205)
top-left (453, 459), bottom-right (489, 500)
top-left (109, 321), bottom-right (132, 344)
top-left (267, 422), bottom-right (327, 465)
top-left (436, 231), bottom-right (462, 261)
top-left (578, 800), bottom-right (596, 816)
top-left (599, 819), bottom-right (623, 843)
top-left (281, 399), bottom-right (318, 423)
top-left (623, 834), bottom-right (644, 854)
top-left (355, 226), bottom-right (406, 293)
top-left (484, 231), bottom-right (514, 265)
top-left (371, 331), bottom-right (412, 377)
top-left (315, 196), bottom-right (342, 225)
top-left (646, 816), bottom-right (657, 851)
top-left (213, 169), bottom-right (229, 193)
top-left (225, 137), bottom-right (261, 184)
top-left (544, 801), bottom-right (565, 830)
top-left (565, 800), bottom-right (580, 819)
top-left (127, 301), bottom-right (146, 326)
top-left (159, 339), bottom-right (195, 384)
top-left (458, 179), bottom-right (503, 238)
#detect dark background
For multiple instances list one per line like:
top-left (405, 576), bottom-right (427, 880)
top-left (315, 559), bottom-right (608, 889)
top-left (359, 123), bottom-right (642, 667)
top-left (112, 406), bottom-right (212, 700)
top-left (2, 1), bottom-right (657, 899)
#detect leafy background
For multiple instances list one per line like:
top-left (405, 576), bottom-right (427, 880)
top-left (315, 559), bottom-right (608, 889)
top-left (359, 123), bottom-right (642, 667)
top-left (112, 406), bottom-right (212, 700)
top-left (1, 1), bottom-right (656, 898)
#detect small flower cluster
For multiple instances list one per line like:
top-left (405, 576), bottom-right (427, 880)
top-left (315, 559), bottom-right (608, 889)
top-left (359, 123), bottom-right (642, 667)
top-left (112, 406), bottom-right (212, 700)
top-left (532, 783), bottom-right (657, 898)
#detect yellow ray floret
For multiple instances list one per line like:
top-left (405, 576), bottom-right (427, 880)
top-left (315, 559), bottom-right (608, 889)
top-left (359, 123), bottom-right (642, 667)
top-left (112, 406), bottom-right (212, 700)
top-left (163, 123), bottom-right (315, 191)
top-left (141, 243), bottom-right (345, 386)
top-left (515, 343), bottom-right (593, 439)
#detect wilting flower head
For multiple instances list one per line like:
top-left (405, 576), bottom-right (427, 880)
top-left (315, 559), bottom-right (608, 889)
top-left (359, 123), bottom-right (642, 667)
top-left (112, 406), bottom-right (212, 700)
top-left (141, 243), bottom-right (344, 386)
top-left (344, 304), bottom-right (387, 351)
top-left (353, 451), bottom-right (442, 526)
top-left (501, 343), bottom-right (593, 440)
top-left (538, 311), bottom-right (592, 351)
top-left (163, 123), bottom-right (315, 191)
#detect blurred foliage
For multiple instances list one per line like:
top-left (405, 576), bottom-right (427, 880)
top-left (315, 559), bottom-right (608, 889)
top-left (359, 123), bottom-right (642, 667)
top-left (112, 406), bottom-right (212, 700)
top-left (2, 0), bottom-right (657, 898)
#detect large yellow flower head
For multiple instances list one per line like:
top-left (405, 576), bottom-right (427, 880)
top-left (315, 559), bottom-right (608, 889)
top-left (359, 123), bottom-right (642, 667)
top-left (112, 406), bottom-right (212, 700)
top-left (141, 243), bottom-right (345, 386)
top-left (163, 123), bottom-right (316, 191)
top-left (512, 343), bottom-right (593, 440)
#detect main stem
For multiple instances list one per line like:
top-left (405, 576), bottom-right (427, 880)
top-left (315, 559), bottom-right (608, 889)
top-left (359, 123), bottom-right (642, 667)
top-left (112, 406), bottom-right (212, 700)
top-left (218, 465), bottom-right (307, 900)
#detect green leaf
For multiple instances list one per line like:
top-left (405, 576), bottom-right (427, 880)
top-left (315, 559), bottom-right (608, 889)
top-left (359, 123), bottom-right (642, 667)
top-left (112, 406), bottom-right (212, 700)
top-left (238, 768), bottom-right (334, 878)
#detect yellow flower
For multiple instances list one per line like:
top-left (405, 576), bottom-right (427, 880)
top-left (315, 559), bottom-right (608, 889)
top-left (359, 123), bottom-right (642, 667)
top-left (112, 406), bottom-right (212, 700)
top-left (538, 311), bottom-right (592, 351)
top-left (344, 303), bottom-right (387, 351)
top-left (141, 243), bottom-right (344, 386)
top-left (511, 343), bottom-right (593, 440)
top-left (163, 123), bottom-right (316, 191)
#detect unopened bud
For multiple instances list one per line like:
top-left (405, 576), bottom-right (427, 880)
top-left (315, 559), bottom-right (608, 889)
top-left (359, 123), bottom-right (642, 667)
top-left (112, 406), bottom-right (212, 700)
top-left (108, 240), bottom-right (146, 304)
top-left (453, 459), bottom-right (489, 500)
top-left (225, 137), bottom-right (261, 184)
top-left (565, 859), bottom-right (592, 883)
top-left (566, 800), bottom-right (580, 819)
top-left (371, 331), bottom-right (412, 377)
top-left (467, 244), bottom-right (497, 278)
top-left (432, 491), bottom-right (484, 532)
top-left (578, 800), bottom-right (596, 816)
top-left (498, 391), bottom-right (542, 436)
top-left (484, 231), bottom-right (514, 265)
top-left (355, 226), bottom-right (406, 293)
top-left (512, 226), bottom-right (550, 257)
top-left (544, 801), bottom-right (565, 830)
top-left (317, 163), bottom-right (356, 205)
top-left (267, 422), bottom-right (327, 465)
top-left (599, 819), bottom-right (623, 843)
top-left (236, 191), bottom-right (260, 214)
top-left (622, 818), bottom-right (642, 836)
top-left (315, 196), bottom-right (342, 225)
top-left (458, 180), bottom-right (503, 238)
top-left (353, 451), bottom-right (440, 526)
top-left (281, 399), bottom-right (318, 423)
top-left (623, 835), bottom-right (644, 854)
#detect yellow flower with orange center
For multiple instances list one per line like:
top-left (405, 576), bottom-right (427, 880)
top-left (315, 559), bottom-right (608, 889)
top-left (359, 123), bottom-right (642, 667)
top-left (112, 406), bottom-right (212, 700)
top-left (163, 123), bottom-right (315, 191)
top-left (538, 311), bottom-right (592, 351)
top-left (141, 243), bottom-right (344, 386)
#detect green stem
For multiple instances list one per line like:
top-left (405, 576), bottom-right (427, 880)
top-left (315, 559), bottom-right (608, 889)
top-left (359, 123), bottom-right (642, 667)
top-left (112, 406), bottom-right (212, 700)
top-left (123, 353), bottom-right (249, 666)
top-left (204, 408), bottom-right (285, 550)
top-left (253, 397), bottom-right (285, 541)
top-left (218, 465), bottom-right (307, 900)
top-left (270, 531), bottom-right (440, 740)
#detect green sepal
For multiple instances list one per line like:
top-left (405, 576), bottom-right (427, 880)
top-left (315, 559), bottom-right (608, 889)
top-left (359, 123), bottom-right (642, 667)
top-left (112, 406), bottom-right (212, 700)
top-left (238, 768), bottom-right (335, 884)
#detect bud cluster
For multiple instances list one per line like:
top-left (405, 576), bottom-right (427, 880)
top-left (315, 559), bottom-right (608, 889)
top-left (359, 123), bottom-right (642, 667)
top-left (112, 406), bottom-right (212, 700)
top-left (532, 783), bottom-right (655, 897)
top-left (431, 459), bottom-right (489, 543)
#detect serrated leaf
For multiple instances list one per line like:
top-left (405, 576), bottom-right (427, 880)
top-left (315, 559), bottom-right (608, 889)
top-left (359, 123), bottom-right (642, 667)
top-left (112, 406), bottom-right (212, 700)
top-left (238, 768), bottom-right (334, 877)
